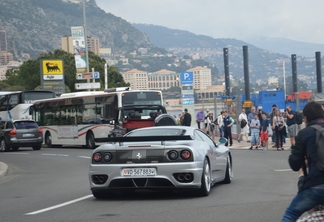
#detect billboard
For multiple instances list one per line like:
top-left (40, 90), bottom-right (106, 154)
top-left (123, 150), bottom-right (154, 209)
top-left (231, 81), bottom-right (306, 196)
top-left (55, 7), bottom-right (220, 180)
top-left (71, 26), bottom-right (87, 73)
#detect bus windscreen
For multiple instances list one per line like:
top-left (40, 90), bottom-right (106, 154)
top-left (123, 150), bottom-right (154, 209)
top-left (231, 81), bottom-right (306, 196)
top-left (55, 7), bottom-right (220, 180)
top-left (122, 92), bottom-right (162, 106)
top-left (22, 91), bottom-right (56, 103)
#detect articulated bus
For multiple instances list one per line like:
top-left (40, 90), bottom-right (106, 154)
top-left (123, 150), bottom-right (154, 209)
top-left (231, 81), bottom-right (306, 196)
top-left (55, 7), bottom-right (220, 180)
top-left (29, 89), bottom-right (163, 149)
top-left (0, 90), bottom-right (56, 120)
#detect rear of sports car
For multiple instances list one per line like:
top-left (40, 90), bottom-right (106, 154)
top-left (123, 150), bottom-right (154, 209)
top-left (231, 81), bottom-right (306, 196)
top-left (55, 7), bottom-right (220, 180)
top-left (89, 142), bottom-right (205, 198)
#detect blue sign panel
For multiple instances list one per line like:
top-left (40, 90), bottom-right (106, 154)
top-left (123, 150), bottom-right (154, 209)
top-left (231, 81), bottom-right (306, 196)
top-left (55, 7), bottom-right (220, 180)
top-left (182, 100), bottom-right (194, 105)
top-left (181, 72), bottom-right (193, 84)
top-left (182, 94), bottom-right (194, 98)
top-left (93, 72), bottom-right (100, 79)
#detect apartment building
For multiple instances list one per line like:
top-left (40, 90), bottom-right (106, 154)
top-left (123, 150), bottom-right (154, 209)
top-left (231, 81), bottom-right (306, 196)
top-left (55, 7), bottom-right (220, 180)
top-left (122, 69), bottom-right (148, 90)
top-left (61, 35), bottom-right (100, 55)
top-left (187, 66), bottom-right (212, 90)
top-left (0, 51), bottom-right (13, 65)
top-left (148, 69), bottom-right (180, 90)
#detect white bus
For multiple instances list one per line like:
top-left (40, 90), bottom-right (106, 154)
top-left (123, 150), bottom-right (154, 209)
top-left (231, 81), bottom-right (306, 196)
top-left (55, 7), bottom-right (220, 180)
top-left (0, 90), bottom-right (56, 121)
top-left (29, 89), bottom-right (164, 149)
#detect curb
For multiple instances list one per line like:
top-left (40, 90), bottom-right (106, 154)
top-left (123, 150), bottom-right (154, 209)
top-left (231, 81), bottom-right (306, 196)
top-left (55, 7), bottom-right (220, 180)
top-left (0, 162), bottom-right (8, 178)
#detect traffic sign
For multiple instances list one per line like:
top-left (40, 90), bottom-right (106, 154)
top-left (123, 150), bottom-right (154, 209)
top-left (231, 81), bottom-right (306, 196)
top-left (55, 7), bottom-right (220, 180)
top-left (76, 72), bottom-right (100, 80)
top-left (75, 82), bottom-right (101, 90)
top-left (181, 72), bottom-right (193, 84)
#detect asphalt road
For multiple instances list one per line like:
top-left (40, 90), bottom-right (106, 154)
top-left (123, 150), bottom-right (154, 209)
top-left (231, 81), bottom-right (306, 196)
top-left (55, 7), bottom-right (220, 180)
top-left (0, 147), bottom-right (298, 222)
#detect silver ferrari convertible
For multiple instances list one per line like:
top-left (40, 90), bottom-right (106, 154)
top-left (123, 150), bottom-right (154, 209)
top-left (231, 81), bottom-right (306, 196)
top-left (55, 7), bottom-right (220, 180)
top-left (89, 126), bottom-right (233, 199)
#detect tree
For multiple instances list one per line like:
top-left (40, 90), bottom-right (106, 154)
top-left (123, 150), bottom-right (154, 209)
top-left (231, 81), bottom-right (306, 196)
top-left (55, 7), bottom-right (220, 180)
top-left (5, 49), bottom-right (128, 92)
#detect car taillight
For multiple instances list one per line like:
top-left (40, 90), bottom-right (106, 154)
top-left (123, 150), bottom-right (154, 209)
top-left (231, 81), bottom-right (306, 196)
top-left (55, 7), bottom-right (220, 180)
top-left (180, 150), bottom-right (191, 160)
top-left (38, 128), bottom-right (43, 134)
top-left (9, 129), bottom-right (17, 136)
top-left (167, 150), bottom-right (179, 160)
top-left (93, 153), bottom-right (102, 162)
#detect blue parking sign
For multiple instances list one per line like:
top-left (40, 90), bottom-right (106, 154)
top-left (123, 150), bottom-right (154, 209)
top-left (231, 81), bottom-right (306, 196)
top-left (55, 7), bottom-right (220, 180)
top-left (181, 72), bottom-right (193, 84)
top-left (93, 72), bottom-right (100, 79)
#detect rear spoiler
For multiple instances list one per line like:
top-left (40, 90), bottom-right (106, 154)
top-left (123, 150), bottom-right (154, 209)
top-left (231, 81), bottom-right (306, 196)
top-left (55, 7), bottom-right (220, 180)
top-left (95, 135), bottom-right (193, 143)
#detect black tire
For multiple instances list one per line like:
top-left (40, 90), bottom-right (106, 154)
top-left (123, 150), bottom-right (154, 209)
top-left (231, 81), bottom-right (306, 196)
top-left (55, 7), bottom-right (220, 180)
top-left (32, 144), bottom-right (42, 150)
top-left (198, 158), bottom-right (211, 196)
top-left (86, 131), bottom-right (96, 149)
top-left (223, 156), bottom-right (233, 184)
top-left (154, 114), bottom-right (177, 126)
top-left (45, 132), bottom-right (52, 148)
top-left (0, 138), bottom-right (10, 152)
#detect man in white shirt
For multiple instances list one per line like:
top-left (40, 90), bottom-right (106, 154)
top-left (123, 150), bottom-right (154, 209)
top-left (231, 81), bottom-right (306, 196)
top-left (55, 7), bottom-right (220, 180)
top-left (217, 111), bottom-right (224, 137)
top-left (238, 108), bottom-right (250, 142)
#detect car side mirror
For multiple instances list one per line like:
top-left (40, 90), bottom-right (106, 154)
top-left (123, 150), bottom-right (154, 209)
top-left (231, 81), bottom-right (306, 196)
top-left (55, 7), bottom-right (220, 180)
top-left (218, 137), bottom-right (227, 145)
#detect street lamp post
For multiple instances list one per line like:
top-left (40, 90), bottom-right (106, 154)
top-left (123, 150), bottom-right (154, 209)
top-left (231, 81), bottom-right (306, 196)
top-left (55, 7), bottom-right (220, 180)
top-left (82, 0), bottom-right (89, 74)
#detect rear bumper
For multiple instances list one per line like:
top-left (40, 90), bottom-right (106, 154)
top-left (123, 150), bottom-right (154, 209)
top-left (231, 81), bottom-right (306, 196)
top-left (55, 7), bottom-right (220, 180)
top-left (89, 161), bottom-right (204, 191)
top-left (8, 137), bottom-right (43, 147)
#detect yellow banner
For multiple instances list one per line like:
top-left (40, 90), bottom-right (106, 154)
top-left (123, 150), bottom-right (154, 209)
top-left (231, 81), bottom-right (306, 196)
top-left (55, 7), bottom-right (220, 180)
top-left (42, 60), bottom-right (63, 75)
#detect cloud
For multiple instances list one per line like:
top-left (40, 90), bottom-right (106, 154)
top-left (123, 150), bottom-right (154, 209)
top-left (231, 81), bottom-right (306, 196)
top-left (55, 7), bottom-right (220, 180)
top-left (96, 0), bottom-right (324, 44)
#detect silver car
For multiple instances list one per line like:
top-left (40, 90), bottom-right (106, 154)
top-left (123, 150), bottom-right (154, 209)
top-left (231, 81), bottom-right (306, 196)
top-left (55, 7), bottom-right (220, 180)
top-left (89, 126), bottom-right (233, 199)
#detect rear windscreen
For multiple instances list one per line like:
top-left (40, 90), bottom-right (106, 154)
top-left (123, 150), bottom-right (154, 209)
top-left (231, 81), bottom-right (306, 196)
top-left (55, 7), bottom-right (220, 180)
top-left (14, 121), bottom-right (38, 129)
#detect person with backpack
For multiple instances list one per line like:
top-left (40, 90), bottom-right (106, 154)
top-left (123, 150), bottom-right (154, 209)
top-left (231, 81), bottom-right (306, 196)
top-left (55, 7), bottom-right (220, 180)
top-left (281, 101), bottom-right (324, 222)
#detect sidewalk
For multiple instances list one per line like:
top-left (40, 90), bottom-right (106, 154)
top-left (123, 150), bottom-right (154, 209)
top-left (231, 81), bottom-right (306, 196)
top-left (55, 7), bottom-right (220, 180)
top-left (213, 135), bottom-right (292, 151)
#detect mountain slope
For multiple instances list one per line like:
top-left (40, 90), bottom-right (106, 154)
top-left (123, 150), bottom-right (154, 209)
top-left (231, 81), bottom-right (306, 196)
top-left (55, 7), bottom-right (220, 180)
top-left (0, 0), bottom-right (151, 58)
top-left (242, 36), bottom-right (324, 58)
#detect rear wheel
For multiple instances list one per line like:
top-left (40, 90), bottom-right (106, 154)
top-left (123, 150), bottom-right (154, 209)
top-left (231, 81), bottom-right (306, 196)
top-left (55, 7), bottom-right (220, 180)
top-left (32, 144), bottom-right (42, 150)
top-left (45, 132), bottom-right (52, 148)
top-left (198, 158), bottom-right (211, 196)
top-left (86, 132), bottom-right (96, 149)
top-left (0, 138), bottom-right (10, 152)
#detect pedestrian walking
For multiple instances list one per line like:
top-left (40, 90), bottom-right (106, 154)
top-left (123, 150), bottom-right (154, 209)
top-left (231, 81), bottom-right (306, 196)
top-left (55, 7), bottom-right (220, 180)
top-left (238, 108), bottom-right (249, 142)
top-left (272, 109), bottom-right (285, 151)
top-left (206, 112), bottom-right (215, 141)
top-left (249, 114), bottom-right (260, 150)
top-left (223, 111), bottom-right (234, 147)
top-left (247, 106), bottom-right (256, 141)
top-left (285, 105), bottom-right (297, 149)
top-left (182, 108), bottom-right (192, 126)
top-left (204, 109), bottom-right (210, 134)
top-left (281, 101), bottom-right (324, 221)
top-left (196, 109), bottom-right (204, 129)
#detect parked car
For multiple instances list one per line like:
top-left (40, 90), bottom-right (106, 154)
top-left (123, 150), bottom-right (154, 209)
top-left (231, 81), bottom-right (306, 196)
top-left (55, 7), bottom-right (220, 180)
top-left (89, 126), bottom-right (233, 199)
top-left (0, 119), bottom-right (43, 152)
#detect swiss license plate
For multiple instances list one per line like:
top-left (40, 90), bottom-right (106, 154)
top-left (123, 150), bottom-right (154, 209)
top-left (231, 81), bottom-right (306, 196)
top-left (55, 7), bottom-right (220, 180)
top-left (122, 168), bottom-right (156, 176)
top-left (22, 133), bottom-right (34, 137)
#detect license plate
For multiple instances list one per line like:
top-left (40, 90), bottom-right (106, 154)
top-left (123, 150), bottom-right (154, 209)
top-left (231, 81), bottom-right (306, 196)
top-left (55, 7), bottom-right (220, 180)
top-left (122, 168), bottom-right (156, 176)
top-left (22, 133), bottom-right (34, 137)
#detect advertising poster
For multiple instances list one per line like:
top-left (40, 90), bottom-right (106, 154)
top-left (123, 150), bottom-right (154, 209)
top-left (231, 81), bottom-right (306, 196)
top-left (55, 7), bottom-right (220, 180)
top-left (71, 26), bottom-right (87, 73)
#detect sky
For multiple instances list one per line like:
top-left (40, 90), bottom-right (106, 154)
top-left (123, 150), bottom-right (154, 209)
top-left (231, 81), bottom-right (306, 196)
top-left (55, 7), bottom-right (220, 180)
top-left (95, 0), bottom-right (324, 44)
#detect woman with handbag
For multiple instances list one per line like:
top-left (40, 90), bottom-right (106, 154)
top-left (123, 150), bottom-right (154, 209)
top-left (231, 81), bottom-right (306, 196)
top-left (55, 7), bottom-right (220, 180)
top-left (272, 109), bottom-right (285, 150)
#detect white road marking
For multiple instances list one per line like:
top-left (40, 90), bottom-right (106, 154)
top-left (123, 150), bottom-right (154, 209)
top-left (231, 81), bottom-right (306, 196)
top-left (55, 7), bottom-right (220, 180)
top-left (2, 152), bottom-right (29, 155)
top-left (274, 169), bottom-right (293, 172)
top-left (78, 156), bottom-right (91, 159)
top-left (41, 153), bottom-right (69, 157)
top-left (25, 194), bottom-right (93, 215)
